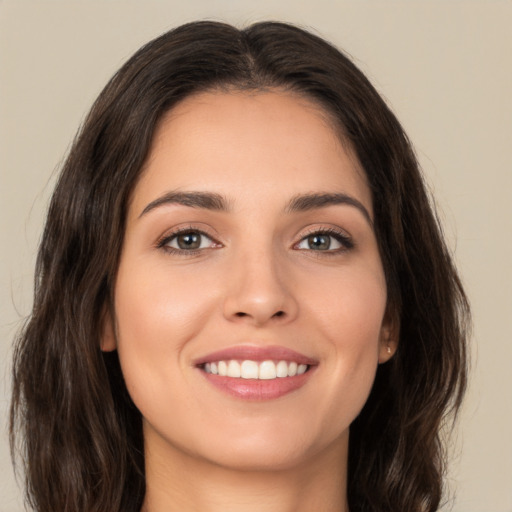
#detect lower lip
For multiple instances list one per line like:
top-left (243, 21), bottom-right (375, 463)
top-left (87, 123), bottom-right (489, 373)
top-left (199, 368), bottom-right (315, 400)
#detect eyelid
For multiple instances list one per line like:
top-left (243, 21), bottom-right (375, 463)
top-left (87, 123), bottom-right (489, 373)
top-left (155, 223), bottom-right (353, 256)
top-left (293, 226), bottom-right (354, 252)
top-left (156, 225), bottom-right (222, 254)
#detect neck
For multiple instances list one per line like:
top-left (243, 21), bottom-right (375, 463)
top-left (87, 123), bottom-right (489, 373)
top-left (141, 430), bottom-right (349, 512)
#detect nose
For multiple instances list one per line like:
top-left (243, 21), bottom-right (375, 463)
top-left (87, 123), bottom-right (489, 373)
top-left (222, 249), bottom-right (298, 327)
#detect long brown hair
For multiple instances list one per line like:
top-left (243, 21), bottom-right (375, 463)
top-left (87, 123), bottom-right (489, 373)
top-left (10, 21), bottom-right (469, 512)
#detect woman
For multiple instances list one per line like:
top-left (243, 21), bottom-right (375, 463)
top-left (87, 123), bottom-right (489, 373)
top-left (10, 21), bottom-right (469, 512)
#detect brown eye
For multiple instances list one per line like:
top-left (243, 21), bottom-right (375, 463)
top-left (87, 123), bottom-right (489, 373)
top-left (163, 230), bottom-right (216, 251)
top-left (295, 229), bottom-right (354, 253)
top-left (176, 232), bottom-right (202, 250)
top-left (297, 233), bottom-right (343, 251)
top-left (307, 234), bottom-right (331, 250)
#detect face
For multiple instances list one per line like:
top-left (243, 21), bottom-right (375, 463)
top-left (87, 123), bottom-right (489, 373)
top-left (102, 90), bottom-right (395, 473)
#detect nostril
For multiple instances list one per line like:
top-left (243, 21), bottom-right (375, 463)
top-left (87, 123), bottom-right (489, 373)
top-left (233, 310), bottom-right (285, 319)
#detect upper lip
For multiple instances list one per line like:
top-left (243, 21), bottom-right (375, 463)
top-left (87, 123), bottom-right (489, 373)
top-left (193, 345), bottom-right (318, 366)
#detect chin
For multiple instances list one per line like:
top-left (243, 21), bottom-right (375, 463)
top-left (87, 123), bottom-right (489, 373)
top-left (202, 443), bottom-right (317, 472)
top-left (188, 421), bottom-right (349, 473)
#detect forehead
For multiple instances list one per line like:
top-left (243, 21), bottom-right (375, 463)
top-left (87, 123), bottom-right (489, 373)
top-left (132, 90), bottom-right (372, 217)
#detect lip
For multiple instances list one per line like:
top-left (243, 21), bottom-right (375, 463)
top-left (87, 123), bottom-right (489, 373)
top-left (193, 345), bottom-right (317, 366)
top-left (194, 345), bottom-right (318, 401)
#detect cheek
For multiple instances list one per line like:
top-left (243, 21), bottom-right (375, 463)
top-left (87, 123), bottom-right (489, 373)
top-left (303, 265), bottom-right (387, 420)
top-left (115, 260), bottom-right (217, 347)
top-left (308, 263), bottom-right (387, 349)
top-left (112, 260), bottom-right (219, 405)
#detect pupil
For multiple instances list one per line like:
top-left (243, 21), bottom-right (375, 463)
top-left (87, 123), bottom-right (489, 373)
top-left (308, 234), bottom-right (330, 250)
top-left (178, 232), bottom-right (200, 250)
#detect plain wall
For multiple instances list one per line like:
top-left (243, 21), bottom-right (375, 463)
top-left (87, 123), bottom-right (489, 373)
top-left (1, 1), bottom-right (511, 511)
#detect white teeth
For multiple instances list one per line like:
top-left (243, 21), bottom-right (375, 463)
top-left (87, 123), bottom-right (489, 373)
top-left (297, 364), bottom-right (308, 375)
top-left (218, 360), bottom-right (227, 376)
top-left (276, 360), bottom-right (288, 378)
top-left (203, 359), bottom-right (309, 379)
top-left (259, 360), bottom-right (277, 380)
top-left (227, 360), bottom-right (241, 378)
top-left (241, 360), bottom-right (259, 379)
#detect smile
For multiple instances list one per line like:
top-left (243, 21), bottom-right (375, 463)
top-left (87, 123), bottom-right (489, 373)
top-left (195, 346), bottom-right (317, 400)
top-left (203, 360), bottom-right (309, 380)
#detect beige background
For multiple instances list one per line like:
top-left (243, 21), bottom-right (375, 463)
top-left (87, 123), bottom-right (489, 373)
top-left (1, 1), bottom-right (511, 511)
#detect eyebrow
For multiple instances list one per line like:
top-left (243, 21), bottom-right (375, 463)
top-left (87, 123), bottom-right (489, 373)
top-left (139, 190), bottom-right (372, 226)
top-left (139, 191), bottom-right (229, 218)
top-left (285, 192), bottom-right (373, 226)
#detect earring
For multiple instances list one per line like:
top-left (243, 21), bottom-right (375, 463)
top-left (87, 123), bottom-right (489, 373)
top-left (387, 346), bottom-right (392, 354)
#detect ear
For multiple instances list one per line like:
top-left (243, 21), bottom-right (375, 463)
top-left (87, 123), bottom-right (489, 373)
top-left (378, 309), bottom-right (399, 364)
top-left (100, 305), bottom-right (117, 352)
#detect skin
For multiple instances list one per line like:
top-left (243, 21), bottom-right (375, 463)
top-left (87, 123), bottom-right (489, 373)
top-left (102, 90), bottom-right (396, 512)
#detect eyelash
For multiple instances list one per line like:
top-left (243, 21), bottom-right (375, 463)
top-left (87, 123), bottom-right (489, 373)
top-left (156, 226), bottom-right (354, 256)
top-left (156, 226), bottom-right (220, 256)
top-left (294, 227), bottom-right (354, 255)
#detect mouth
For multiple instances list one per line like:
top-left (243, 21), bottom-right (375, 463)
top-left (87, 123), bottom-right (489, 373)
top-left (194, 345), bottom-right (317, 400)
top-left (202, 359), bottom-right (309, 380)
